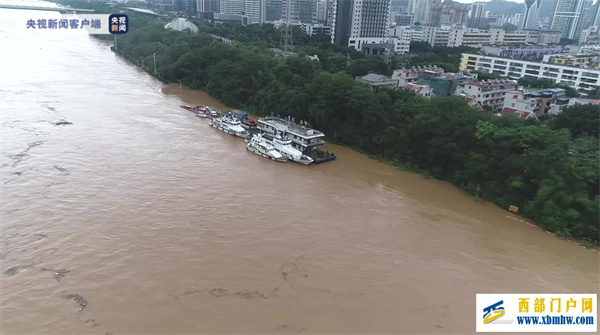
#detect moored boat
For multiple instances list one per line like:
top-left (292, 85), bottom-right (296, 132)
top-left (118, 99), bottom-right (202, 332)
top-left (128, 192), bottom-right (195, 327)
top-left (209, 113), bottom-right (250, 138)
top-left (180, 105), bottom-right (207, 114)
top-left (231, 110), bottom-right (258, 132)
top-left (200, 107), bottom-right (220, 120)
top-left (245, 134), bottom-right (288, 162)
top-left (262, 133), bottom-right (313, 165)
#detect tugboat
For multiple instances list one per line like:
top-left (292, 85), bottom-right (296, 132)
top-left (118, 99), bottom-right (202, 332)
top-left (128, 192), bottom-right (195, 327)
top-left (262, 132), bottom-right (313, 165)
top-left (245, 134), bottom-right (288, 162)
top-left (180, 105), bottom-right (206, 114)
top-left (199, 107), bottom-right (220, 120)
top-left (209, 113), bottom-right (250, 138)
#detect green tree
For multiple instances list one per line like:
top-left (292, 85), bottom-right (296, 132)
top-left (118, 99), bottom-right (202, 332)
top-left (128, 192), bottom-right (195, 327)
top-left (548, 104), bottom-right (600, 138)
top-left (409, 41), bottom-right (432, 53)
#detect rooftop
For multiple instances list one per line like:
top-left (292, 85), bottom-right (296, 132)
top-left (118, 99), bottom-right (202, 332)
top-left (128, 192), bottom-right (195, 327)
top-left (125, 7), bottom-right (163, 16)
top-left (464, 79), bottom-right (517, 88)
top-left (465, 53), bottom-right (600, 71)
top-left (164, 18), bottom-right (199, 33)
top-left (268, 48), bottom-right (299, 58)
top-left (359, 73), bottom-right (391, 83)
top-left (259, 117), bottom-right (324, 138)
top-left (500, 108), bottom-right (538, 120)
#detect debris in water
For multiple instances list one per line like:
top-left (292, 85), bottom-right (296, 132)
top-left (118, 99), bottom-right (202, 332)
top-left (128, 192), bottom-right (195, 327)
top-left (209, 288), bottom-right (229, 297)
top-left (53, 166), bottom-right (70, 175)
top-left (236, 290), bottom-right (268, 299)
top-left (4, 266), bottom-right (20, 276)
top-left (41, 268), bottom-right (70, 282)
top-left (51, 120), bottom-right (72, 126)
top-left (64, 293), bottom-right (88, 311)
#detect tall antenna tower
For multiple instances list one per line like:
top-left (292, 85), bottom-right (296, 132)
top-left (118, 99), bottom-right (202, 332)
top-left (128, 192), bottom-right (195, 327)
top-left (384, 46), bottom-right (392, 68)
top-left (281, 23), bottom-right (294, 51)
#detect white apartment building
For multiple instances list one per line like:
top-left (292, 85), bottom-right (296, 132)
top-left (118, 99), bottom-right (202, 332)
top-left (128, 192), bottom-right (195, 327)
top-left (455, 79), bottom-right (518, 111)
top-left (579, 25), bottom-right (599, 43)
top-left (347, 0), bottom-right (393, 51)
top-left (220, 0), bottom-right (265, 24)
top-left (282, 0), bottom-right (318, 24)
top-left (447, 28), bottom-right (529, 47)
top-left (408, 0), bottom-right (438, 26)
top-left (388, 26), bottom-right (424, 42)
top-left (424, 27), bottom-right (560, 47)
top-left (460, 53), bottom-right (600, 93)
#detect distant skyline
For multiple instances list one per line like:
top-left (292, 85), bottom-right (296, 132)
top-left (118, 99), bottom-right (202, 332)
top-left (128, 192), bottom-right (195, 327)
top-left (450, 0), bottom-right (526, 3)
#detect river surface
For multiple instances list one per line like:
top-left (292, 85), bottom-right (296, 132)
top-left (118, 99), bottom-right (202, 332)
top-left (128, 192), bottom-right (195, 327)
top-left (1, 8), bottom-right (599, 335)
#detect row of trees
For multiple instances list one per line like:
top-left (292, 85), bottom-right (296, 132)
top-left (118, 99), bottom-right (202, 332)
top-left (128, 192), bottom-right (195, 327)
top-left (113, 21), bottom-right (599, 245)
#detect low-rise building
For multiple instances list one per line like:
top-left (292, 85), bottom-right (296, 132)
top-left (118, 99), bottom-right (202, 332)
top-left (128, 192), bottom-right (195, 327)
top-left (579, 26), bottom-right (600, 44)
top-left (356, 73), bottom-right (398, 89)
top-left (417, 72), bottom-right (477, 96)
top-left (455, 79), bottom-right (518, 111)
top-left (465, 97), bottom-right (484, 111)
top-left (522, 29), bottom-right (562, 44)
top-left (403, 83), bottom-right (434, 99)
top-left (499, 107), bottom-right (538, 120)
top-left (301, 23), bottom-right (331, 36)
top-left (503, 89), bottom-right (570, 117)
top-left (388, 26), bottom-right (424, 42)
top-left (542, 54), bottom-right (600, 69)
top-left (423, 28), bottom-right (561, 48)
top-left (481, 45), bottom-right (571, 61)
top-left (460, 53), bottom-right (600, 94)
top-left (392, 66), bottom-right (444, 87)
top-left (568, 98), bottom-right (600, 106)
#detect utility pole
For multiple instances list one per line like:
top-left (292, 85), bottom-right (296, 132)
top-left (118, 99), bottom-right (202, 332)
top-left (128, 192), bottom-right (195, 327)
top-left (153, 53), bottom-right (157, 76)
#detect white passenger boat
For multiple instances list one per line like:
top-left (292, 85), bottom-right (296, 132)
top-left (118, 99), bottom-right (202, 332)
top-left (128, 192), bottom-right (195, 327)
top-left (209, 113), bottom-right (250, 138)
top-left (245, 134), bottom-right (288, 162)
top-left (262, 133), bottom-right (313, 165)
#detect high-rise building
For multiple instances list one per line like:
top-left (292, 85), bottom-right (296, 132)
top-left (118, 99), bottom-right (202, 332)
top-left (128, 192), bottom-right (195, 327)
top-left (220, 0), bottom-right (243, 15)
top-left (220, 0), bottom-right (266, 23)
top-left (594, 1), bottom-right (600, 26)
top-left (348, 0), bottom-right (392, 48)
top-left (175, 0), bottom-right (198, 14)
top-left (430, 2), bottom-right (469, 27)
top-left (198, 0), bottom-right (220, 12)
top-left (328, 0), bottom-right (352, 46)
top-left (467, 3), bottom-right (486, 28)
top-left (468, 3), bottom-right (485, 19)
top-left (245, 0), bottom-right (266, 23)
top-left (521, 0), bottom-right (540, 29)
top-left (550, 0), bottom-right (590, 39)
top-left (329, 0), bottom-right (392, 50)
top-left (266, 0), bottom-right (283, 21)
top-left (316, 0), bottom-right (327, 22)
top-left (408, 0), bottom-right (439, 26)
top-left (282, 0), bottom-right (317, 23)
top-left (573, 0), bottom-right (597, 38)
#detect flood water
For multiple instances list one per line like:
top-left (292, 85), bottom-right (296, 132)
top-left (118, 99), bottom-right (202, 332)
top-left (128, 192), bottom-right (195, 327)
top-left (1, 8), bottom-right (598, 335)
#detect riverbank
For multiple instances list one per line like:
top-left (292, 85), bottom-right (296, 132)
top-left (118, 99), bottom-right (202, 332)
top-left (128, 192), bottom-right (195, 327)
top-left (153, 68), bottom-right (600, 254)
top-left (3, 9), bottom-right (599, 333)
top-left (107, 22), bottom-right (598, 246)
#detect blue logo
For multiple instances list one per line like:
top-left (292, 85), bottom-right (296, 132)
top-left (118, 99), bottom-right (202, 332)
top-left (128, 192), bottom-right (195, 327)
top-left (109, 14), bottom-right (128, 34)
top-left (483, 300), bottom-right (506, 324)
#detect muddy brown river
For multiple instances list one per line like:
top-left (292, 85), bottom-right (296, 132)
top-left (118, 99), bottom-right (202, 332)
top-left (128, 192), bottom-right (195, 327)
top-left (1, 8), bottom-right (598, 335)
